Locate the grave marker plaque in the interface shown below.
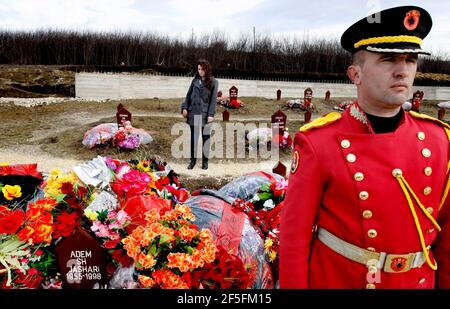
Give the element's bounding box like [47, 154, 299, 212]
[304, 110, 312, 123]
[304, 88, 313, 109]
[271, 110, 287, 135]
[438, 108, 446, 120]
[229, 86, 238, 99]
[276, 89, 282, 101]
[272, 161, 287, 178]
[222, 110, 230, 122]
[116, 104, 132, 128]
[55, 228, 107, 289]
[411, 90, 424, 112]
[325, 90, 331, 101]
[229, 86, 239, 107]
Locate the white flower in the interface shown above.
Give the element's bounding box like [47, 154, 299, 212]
[263, 199, 275, 209]
[250, 194, 260, 202]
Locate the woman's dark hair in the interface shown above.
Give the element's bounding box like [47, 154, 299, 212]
[195, 59, 214, 90]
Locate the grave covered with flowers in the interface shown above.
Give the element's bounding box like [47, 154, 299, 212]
[0, 157, 287, 289]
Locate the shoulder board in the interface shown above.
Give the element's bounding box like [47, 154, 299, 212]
[409, 111, 450, 130]
[299, 112, 342, 133]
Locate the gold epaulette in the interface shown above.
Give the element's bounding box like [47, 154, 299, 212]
[299, 112, 342, 133]
[409, 111, 450, 131]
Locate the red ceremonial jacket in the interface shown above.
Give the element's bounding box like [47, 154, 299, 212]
[280, 102, 450, 289]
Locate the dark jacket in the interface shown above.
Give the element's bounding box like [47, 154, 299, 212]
[181, 77, 218, 126]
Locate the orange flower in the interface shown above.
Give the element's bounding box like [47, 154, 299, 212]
[199, 229, 214, 242]
[178, 225, 198, 242]
[137, 253, 156, 269]
[144, 209, 159, 224]
[35, 211, 53, 226]
[122, 243, 141, 259]
[32, 224, 53, 244]
[17, 226, 35, 243]
[190, 250, 204, 267]
[175, 204, 195, 221]
[152, 269, 189, 289]
[161, 210, 178, 221]
[28, 198, 57, 212]
[167, 253, 190, 272]
[138, 275, 155, 288]
[25, 208, 44, 222]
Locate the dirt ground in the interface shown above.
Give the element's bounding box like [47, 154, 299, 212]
[0, 96, 313, 190]
[0, 66, 447, 191]
[0, 65, 74, 97]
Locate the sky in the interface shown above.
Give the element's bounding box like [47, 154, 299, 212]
[0, 0, 449, 55]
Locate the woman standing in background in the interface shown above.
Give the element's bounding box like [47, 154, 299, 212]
[181, 59, 218, 170]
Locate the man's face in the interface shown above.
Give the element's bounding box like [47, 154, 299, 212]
[352, 51, 418, 109]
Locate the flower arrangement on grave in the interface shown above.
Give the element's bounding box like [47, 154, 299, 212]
[1, 157, 278, 289]
[113, 121, 141, 150]
[230, 177, 288, 282]
[122, 205, 217, 289]
[0, 167, 93, 288]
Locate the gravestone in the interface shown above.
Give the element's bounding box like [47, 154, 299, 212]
[271, 110, 287, 135]
[325, 90, 331, 101]
[304, 88, 313, 109]
[116, 104, 132, 128]
[304, 110, 312, 123]
[438, 108, 446, 120]
[272, 161, 287, 178]
[411, 90, 424, 112]
[229, 86, 239, 107]
[222, 110, 230, 122]
[304, 88, 313, 123]
[218, 90, 223, 98]
[276, 89, 282, 101]
[55, 228, 107, 289]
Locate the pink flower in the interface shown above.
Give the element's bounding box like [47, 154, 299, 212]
[108, 221, 121, 230]
[90, 220, 102, 232]
[123, 170, 150, 184]
[116, 210, 130, 225]
[97, 224, 111, 238]
[115, 163, 131, 180]
[104, 157, 118, 170]
[107, 210, 117, 220]
[275, 179, 288, 191]
[117, 170, 151, 196]
[91, 221, 112, 238]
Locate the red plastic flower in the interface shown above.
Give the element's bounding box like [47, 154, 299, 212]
[192, 245, 251, 289]
[155, 176, 170, 191]
[60, 182, 73, 195]
[112, 249, 134, 267]
[0, 206, 25, 234]
[53, 211, 79, 238]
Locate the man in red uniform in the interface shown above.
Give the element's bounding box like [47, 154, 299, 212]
[280, 6, 450, 289]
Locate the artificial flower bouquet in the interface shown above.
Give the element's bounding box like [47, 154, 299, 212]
[1, 157, 274, 289]
[246, 128, 292, 151]
[113, 121, 141, 150]
[0, 167, 93, 289]
[82, 121, 153, 150]
[122, 205, 217, 288]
